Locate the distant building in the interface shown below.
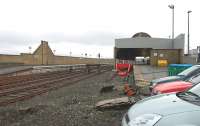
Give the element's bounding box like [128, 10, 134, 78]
[114, 32, 185, 66]
[189, 49, 198, 55]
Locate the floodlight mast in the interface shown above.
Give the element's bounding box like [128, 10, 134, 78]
[168, 4, 174, 48]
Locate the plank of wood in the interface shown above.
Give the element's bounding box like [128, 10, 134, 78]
[95, 97, 135, 109]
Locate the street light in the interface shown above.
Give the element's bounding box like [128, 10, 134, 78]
[187, 10, 192, 55]
[168, 4, 174, 48]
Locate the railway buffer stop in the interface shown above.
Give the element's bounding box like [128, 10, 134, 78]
[114, 32, 185, 66]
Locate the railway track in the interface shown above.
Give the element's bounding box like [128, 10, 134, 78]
[0, 64, 113, 106]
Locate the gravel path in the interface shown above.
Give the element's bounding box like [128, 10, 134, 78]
[0, 71, 127, 126]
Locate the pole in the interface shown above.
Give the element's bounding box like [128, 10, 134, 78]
[42, 41, 43, 65]
[172, 7, 174, 48]
[197, 46, 200, 63]
[187, 10, 192, 55]
[188, 12, 189, 54]
[168, 4, 174, 48]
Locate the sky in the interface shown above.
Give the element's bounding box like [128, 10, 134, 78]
[0, 0, 199, 58]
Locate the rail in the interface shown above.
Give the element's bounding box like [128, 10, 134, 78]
[0, 64, 113, 106]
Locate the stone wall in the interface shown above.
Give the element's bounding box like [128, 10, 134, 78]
[0, 54, 23, 64]
[0, 41, 114, 65]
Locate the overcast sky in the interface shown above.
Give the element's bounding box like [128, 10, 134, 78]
[0, 0, 199, 58]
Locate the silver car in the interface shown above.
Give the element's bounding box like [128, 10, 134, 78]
[122, 83, 200, 126]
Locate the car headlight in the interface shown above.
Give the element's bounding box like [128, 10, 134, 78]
[128, 114, 162, 126]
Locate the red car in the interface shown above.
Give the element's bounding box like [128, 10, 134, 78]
[152, 74, 200, 95]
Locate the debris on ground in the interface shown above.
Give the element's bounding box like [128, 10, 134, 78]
[100, 85, 114, 93]
[138, 86, 151, 96]
[0, 71, 127, 126]
[124, 84, 136, 96]
[95, 97, 135, 110]
[114, 85, 124, 91]
[18, 105, 48, 115]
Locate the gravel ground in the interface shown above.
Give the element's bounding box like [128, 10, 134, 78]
[0, 71, 128, 126]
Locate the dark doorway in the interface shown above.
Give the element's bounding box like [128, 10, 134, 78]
[115, 48, 151, 60]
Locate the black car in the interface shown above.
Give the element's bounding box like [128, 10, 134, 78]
[149, 65, 200, 90]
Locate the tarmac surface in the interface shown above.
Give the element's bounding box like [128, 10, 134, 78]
[0, 66, 33, 75]
[0, 65, 82, 76]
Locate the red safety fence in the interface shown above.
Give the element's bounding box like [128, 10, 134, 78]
[115, 63, 133, 78]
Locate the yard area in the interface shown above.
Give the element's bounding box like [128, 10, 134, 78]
[0, 65, 168, 126]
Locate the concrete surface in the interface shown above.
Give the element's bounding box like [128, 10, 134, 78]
[0, 66, 33, 75]
[134, 65, 168, 81]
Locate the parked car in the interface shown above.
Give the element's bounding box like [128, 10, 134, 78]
[122, 82, 200, 126]
[149, 65, 200, 90]
[152, 73, 200, 95]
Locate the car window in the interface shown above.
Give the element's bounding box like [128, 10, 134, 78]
[192, 68, 200, 75]
[178, 66, 200, 76]
[189, 74, 200, 84]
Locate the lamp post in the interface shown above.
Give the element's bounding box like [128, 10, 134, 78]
[98, 53, 100, 64]
[168, 4, 174, 48]
[28, 46, 32, 54]
[187, 10, 192, 55]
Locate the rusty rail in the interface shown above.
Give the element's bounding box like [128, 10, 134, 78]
[0, 64, 113, 106]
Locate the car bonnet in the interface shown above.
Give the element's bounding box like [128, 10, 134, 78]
[153, 81, 192, 92]
[128, 93, 200, 118]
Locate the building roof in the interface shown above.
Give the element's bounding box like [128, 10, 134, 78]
[132, 32, 151, 38]
[115, 34, 185, 49]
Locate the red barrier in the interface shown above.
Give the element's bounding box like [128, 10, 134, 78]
[115, 63, 133, 78]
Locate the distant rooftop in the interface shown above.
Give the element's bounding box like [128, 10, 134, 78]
[132, 32, 151, 38]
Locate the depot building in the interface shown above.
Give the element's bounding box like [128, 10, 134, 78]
[114, 32, 185, 66]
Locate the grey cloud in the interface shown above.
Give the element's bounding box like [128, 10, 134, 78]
[0, 31, 38, 47]
[41, 31, 125, 46]
[0, 30, 126, 48]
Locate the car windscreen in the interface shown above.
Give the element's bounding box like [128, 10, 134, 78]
[188, 74, 200, 84]
[177, 83, 200, 104]
[178, 66, 199, 76]
[188, 83, 200, 97]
